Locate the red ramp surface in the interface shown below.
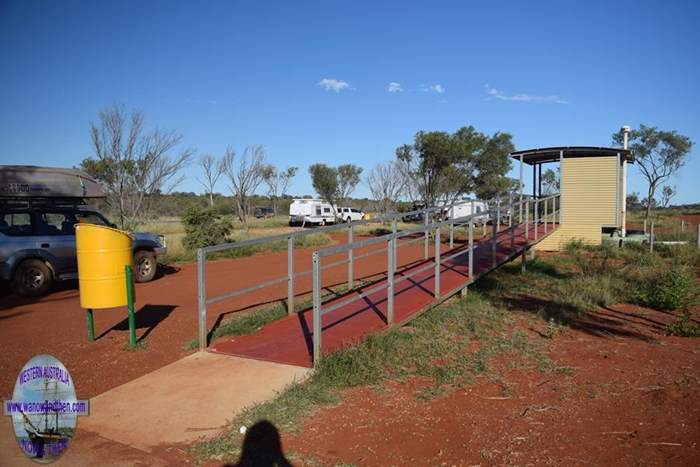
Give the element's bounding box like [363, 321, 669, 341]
[211, 223, 556, 367]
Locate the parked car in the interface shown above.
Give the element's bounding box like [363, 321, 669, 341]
[0, 202, 167, 296]
[0, 166, 166, 296]
[288, 199, 336, 226]
[401, 203, 426, 223]
[253, 206, 275, 218]
[337, 207, 365, 223]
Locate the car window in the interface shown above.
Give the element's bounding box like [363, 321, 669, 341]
[36, 212, 77, 235]
[323, 207, 331, 213]
[351, 209, 360, 213]
[475, 206, 482, 213]
[75, 212, 111, 227]
[315, 207, 321, 216]
[0, 212, 32, 236]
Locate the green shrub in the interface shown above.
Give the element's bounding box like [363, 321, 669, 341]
[181, 206, 233, 250]
[567, 244, 618, 276]
[555, 274, 623, 313]
[663, 244, 700, 268]
[635, 267, 696, 311]
[666, 310, 700, 337]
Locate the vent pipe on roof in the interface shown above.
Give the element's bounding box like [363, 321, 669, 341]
[621, 125, 631, 237]
[622, 125, 631, 150]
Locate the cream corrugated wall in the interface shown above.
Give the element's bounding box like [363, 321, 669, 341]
[537, 156, 618, 251]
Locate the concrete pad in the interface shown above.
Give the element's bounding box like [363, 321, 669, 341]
[79, 352, 310, 452]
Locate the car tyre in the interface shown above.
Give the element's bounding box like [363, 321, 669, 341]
[134, 250, 157, 283]
[13, 259, 53, 297]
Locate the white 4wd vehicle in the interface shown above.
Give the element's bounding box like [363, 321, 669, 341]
[337, 207, 365, 223]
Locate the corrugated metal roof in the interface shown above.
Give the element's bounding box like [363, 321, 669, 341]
[511, 146, 634, 165]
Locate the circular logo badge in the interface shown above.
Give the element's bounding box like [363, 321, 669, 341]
[4, 355, 89, 463]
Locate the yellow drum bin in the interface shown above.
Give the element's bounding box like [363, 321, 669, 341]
[76, 224, 134, 309]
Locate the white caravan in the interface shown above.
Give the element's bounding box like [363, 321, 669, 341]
[288, 199, 337, 226]
[443, 200, 490, 224]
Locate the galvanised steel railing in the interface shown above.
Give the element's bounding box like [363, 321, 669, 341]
[195, 195, 516, 350]
[309, 194, 561, 365]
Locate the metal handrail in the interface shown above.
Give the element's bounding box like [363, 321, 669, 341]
[195, 193, 515, 349]
[309, 194, 561, 365]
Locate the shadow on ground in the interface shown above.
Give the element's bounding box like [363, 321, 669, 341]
[223, 420, 291, 467]
[98, 304, 178, 343]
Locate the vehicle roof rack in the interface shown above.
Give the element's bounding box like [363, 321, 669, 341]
[0, 197, 90, 209]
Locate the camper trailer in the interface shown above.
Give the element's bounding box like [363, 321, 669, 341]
[0, 166, 166, 296]
[443, 200, 490, 224]
[288, 199, 337, 226]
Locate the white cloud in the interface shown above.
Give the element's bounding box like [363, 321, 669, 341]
[484, 84, 569, 104]
[387, 82, 403, 93]
[423, 84, 445, 94]
[317, 78, 350, 92]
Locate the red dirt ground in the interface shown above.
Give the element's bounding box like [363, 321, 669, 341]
[281, 304, 700, 466]
[680, 214, 700, 229]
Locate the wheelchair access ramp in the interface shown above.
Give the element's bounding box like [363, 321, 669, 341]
[209, 195, 560, 368]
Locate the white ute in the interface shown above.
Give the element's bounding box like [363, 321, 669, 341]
[337, 207, 365, 223]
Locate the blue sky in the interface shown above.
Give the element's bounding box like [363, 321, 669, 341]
[1, 0, 699, 203]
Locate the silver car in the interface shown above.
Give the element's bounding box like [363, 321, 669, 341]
[0, 203, 166, 296]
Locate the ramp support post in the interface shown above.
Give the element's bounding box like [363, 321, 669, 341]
[449, 206, 454, 248]
[525, 200, 530, 244]
[392, 216, 398, 272]
[496, 199, 501, 231]
[287, 235, 294, 314]
[544, 197, 548, 233]
[534, 199, 539, 243]
[197, 249, 207, 351]
[492, 208, 497, 268]
[424, 208, 429, 260]
[347, 224, 353, 289]
[435, 226, 441, 298]
[387, 238, 395, 324]
[312, 253, 322, 366]
[468, 220, 474, 278]
[510, 226, 516, 255]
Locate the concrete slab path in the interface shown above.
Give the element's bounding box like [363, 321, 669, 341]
[78, 352, 310, 452]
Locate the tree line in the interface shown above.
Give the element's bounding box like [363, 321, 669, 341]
[80, 105, 693, 230]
